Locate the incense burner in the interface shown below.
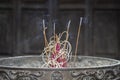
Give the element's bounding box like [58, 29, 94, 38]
[0, 55, 120, 80]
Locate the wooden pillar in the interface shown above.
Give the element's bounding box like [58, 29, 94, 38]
[117, 11, 120, 59]
[47, 0, 59, 38]
[12, 0, 22, 56]
[84, 0, 94, 55]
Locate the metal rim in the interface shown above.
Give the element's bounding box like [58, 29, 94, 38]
[0, 55, 120, 70]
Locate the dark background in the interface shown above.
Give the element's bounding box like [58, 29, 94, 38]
[0, 0, 120, 59]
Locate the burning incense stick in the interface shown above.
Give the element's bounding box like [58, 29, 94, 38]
[74, 17, 83, 62]
[64, 20, 71, 48]
[62, 20, 71, 59]
[43, 19, 48, 47]
[42, 19, 49, 61]
[62, 20, 71, 57]
[53, 22, 56, 41]
[66, 20, 71, 41]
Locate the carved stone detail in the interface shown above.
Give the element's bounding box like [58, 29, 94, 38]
[0, 65, 120, 80]
[0, 70, 44, 80]
[0, 71, 10, 80]
[51, 71, 63, 80]
[71, 66, 120, 80]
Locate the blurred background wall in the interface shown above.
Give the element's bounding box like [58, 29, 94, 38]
[0, 0, 120, 59]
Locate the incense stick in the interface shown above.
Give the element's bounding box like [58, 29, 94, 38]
[67, 20, 71, 32]
[53, 22, 56, 42]
[74, 17, 83, 63]
[43, 19, 50, 63]
[53, 22, 56, 53]
[65, 20, 71, 45]
[43, 19, 48, 47]
[63, 20, 71, 58]
[63, 20, 71, 53]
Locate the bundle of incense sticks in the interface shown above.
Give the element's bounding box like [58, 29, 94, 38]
[42, 18, 82, 68]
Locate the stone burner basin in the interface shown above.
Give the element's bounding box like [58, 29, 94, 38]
[0, 55, 120, 80]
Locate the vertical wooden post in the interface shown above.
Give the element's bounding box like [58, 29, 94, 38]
[47, 0, 59, 38]
[84, 0, 94, 55]
[117, 11, 120, 59]
[12, 0, 22, 56]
